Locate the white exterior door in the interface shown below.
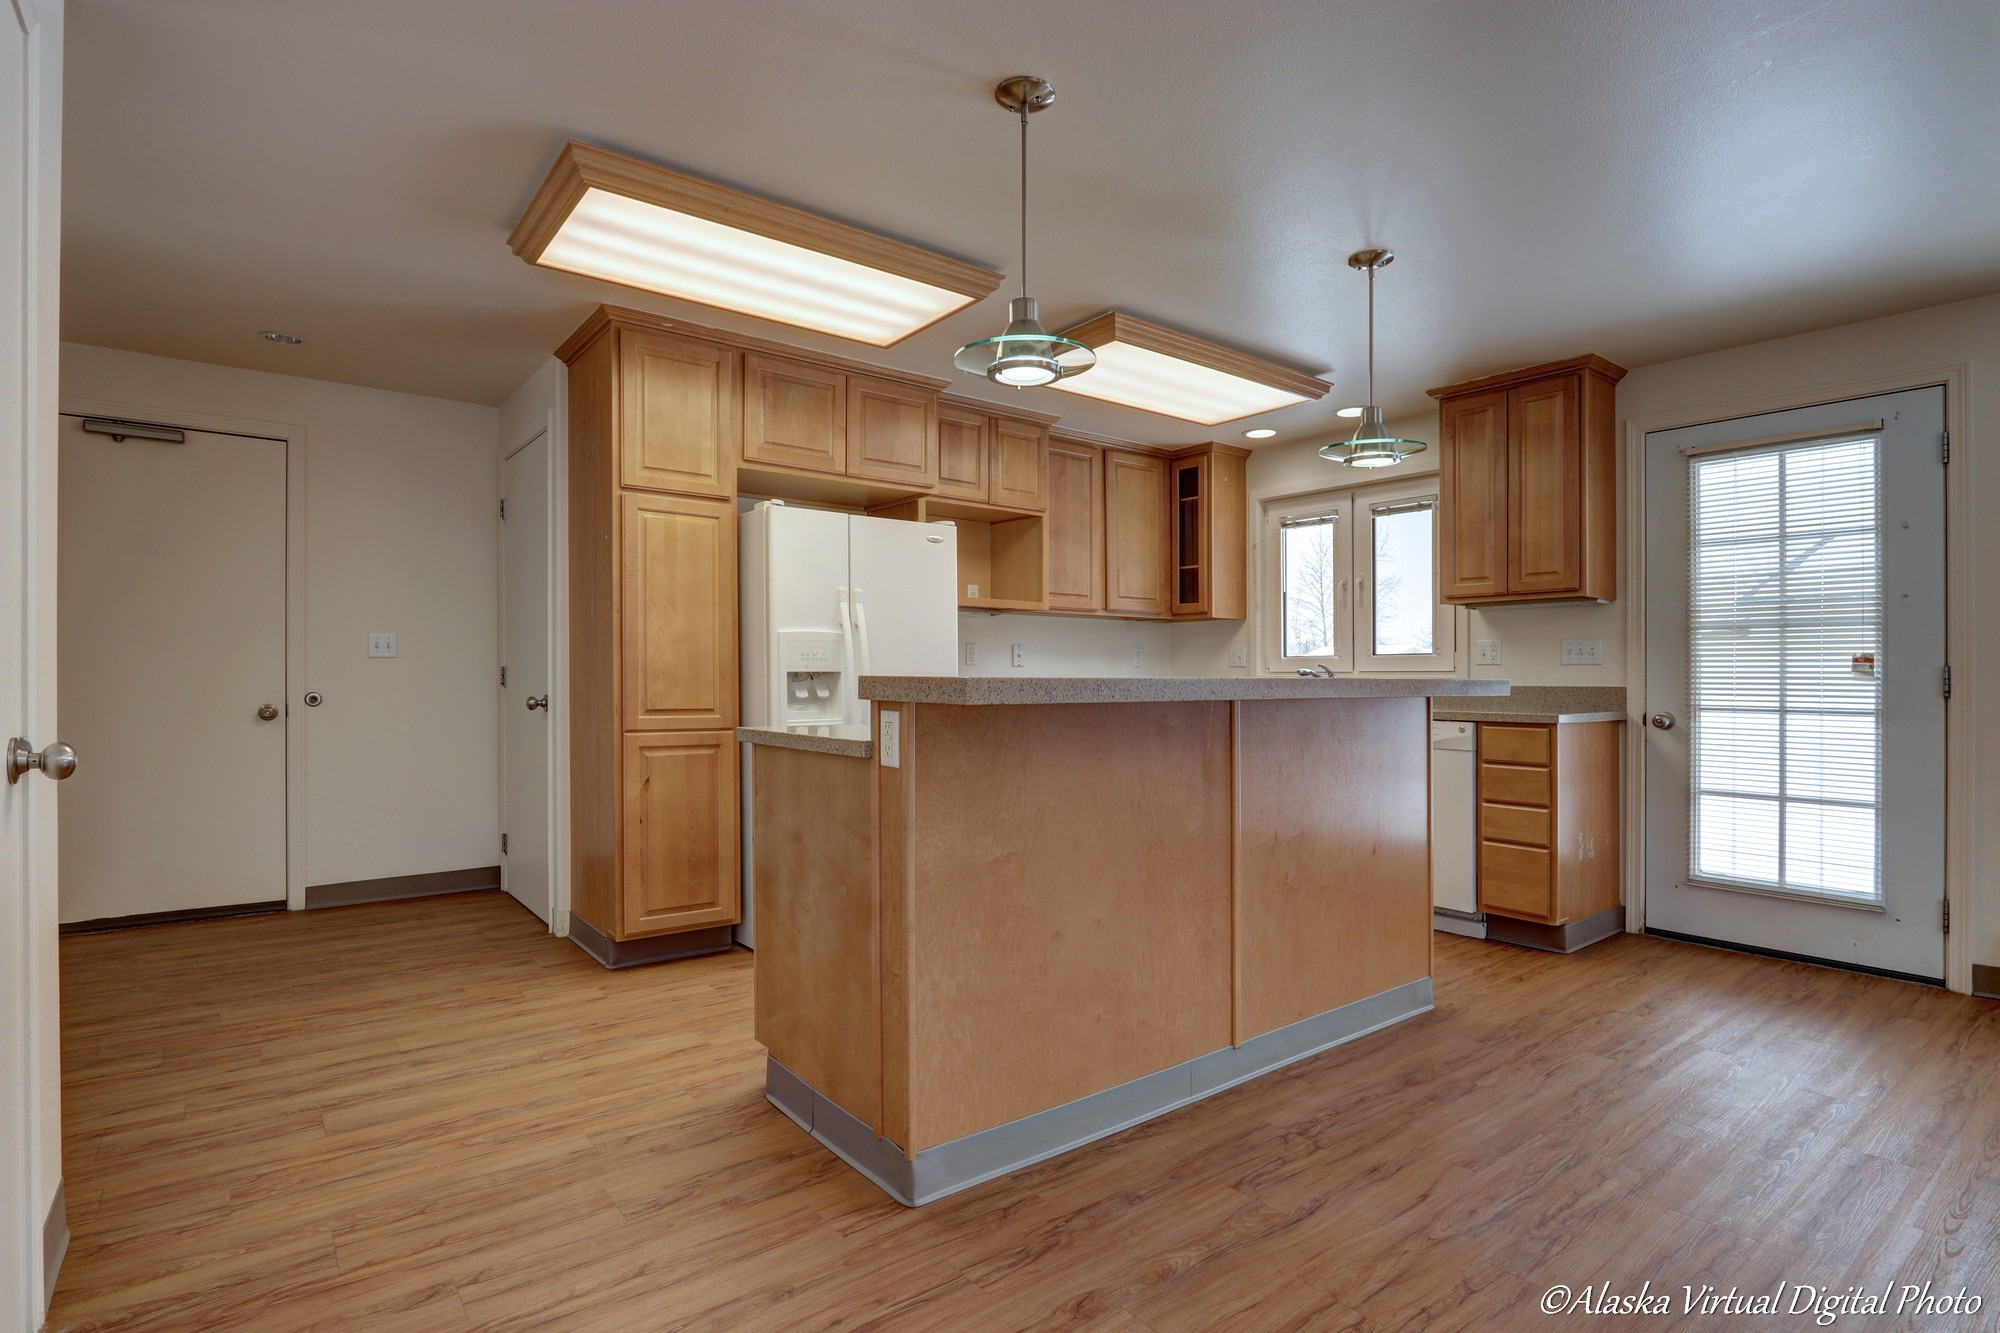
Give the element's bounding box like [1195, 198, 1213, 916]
[4, 0, 66, 1320]
[57, 417, 288, 923]
[1643, 388, 1947, 981]
[500, 432, 552, 925]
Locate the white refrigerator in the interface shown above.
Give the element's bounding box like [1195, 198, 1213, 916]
[738, 501, 959, 945]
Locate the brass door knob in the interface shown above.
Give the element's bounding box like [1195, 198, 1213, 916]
[257, 703, 280, 721]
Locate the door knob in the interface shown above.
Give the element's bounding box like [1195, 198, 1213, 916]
[6, 737, 78, 785]
[525, 695, 549, 712]
[1649, 712, 1677, 731]
[257, 703, 280, 721]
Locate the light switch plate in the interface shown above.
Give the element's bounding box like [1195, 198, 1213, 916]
[1561, 636, 1604, 665]
[1011, 643, 1024, 669]
[369, 632, 397, 658]
[1476, 639, 1502, 666]
[878, 711, 901, 769]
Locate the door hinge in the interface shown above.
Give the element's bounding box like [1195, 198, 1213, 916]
[500, 497, 507, 520]
[500, 665, 507, 687]
[502, 833, 508, 855]
[1942, 665, 1951, 699]
[1943, 898, 1951, 934]
[1941, 431, 1950, 466]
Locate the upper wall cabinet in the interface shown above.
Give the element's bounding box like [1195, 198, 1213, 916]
[931, 395, 1054, 514]
[1169, 444, 1248, 621]
[1046, 435, 1104, 613]
[1428, 355, 1626, 605]
[935, 403, 990, 502]
[742, 354, 847, 475]
[846, 374, 938, 489]
[1103, 448, 1171, 619]
[619, 331, 740, 498]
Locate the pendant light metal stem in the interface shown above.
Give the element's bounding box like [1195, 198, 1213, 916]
[1019, 103, 1030, 300]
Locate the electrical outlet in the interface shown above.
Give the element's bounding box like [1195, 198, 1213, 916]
[878, 710, 901, 769]
[368, 632, 397, 658]
[964, 641, 978, 667]
[1229, 647, 1247, 668]
[1132, 647, 1145, 669]
[1476, 639, 1503, 666]
[966, 582, 980, 599]
[1561, 636, 1604, 666]
[1011, 643, 1024, 669]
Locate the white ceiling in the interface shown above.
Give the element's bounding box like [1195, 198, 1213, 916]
[61, 0, 2000, 446]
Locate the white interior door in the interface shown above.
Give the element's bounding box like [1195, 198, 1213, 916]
[6, 1, 64, 1318]
[1643, 388, 1947, 980]
[58, 415, 288, 923]
[500, 432, 552, 925]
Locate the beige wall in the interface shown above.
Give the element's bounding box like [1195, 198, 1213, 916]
[961, 610, 1173, 677]
[60, 343, 502, 890]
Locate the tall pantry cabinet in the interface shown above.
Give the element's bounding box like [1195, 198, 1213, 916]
[559, 312, 743, 966]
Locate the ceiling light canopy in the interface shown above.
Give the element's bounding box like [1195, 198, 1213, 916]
[954, 77, 1095, 389]
[511, 141, 1004, 347]
[1048, 312, 1328, 425]
[1320, 249, 1427, 469]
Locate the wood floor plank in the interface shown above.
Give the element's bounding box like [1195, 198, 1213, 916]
[45, 894, 2000, 1331]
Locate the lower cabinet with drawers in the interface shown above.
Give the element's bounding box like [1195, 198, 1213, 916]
[1476, 720, 1623, 953]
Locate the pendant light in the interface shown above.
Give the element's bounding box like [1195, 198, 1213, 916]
[954, 77, 1095, 389]
[1320, 249, 1427, 468]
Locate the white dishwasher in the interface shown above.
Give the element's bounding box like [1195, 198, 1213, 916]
[1430, 720, 1485, 938]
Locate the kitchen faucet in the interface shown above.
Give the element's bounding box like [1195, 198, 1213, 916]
[1295, 663, 1335, 678]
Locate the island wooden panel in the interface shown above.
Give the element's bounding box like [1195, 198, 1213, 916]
[892, 701, 1233, 1151]
[1232, 697, 1431, 1043]
[751, 745, 880, 1130]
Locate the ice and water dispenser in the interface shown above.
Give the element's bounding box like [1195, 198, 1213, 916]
[776, 629, 845, 734]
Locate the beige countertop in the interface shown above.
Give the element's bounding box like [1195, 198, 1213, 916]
[858, 676, 1511, 706]
[1430, 685, 1627, 725]
[736, 726, 873, 758]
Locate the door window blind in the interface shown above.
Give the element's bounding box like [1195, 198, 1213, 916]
[1687, 434, 1882, 901]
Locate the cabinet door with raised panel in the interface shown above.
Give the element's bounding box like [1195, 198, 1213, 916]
[621, 730, 739, 934]
[620, 493, 737, 730]
[846, 375, 937, 489]
[742, 354, 845, 475]
[1439, 389, 1510, 601]
[989, 420, 1050, 512]
[1103, 449, 1170, 618]
[1046, 439, 1103, 612]
[1507, 373, 1584, 595]
[935, 404, 989, 501]
[619, 331, 738, 497]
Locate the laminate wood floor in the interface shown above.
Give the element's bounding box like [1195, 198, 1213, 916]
[48, 892, 2000, 1331]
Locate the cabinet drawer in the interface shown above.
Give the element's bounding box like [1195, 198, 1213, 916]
[1480, 841, 1553, 920]
[1480, 723, 1551, 766]
[1480, 802, 1550, 848]
[1480, 762, 1550, 808]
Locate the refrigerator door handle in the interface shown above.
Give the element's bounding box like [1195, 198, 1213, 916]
[853, 591, 873, 730]
[837, 587, 858, 728]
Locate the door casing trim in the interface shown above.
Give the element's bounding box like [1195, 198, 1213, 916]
[59, 394, 310, 911]
[1622, 365, 1973, 994]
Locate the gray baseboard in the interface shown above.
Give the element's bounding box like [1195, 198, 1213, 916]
[565, 914, 736, 969]
[43, 1179, 67, 1316]
[1486, 905, 1625, 954]
[767, 975, 1435, 1208]
[1973, 964, 2000, 1001]
[304, 866, 500, 910]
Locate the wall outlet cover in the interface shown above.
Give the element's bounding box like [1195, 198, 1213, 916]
[1229, 647, 1248, 668]
[1561, 636, 1604, 666]
[878, 711, 901, 768]
[1010, 643, 1024, 669]
[1132, 647, 1145, 669]
[1475, 638, 1502, 666]
[369, 632, 398, 658]
[964, 642, 978, 667]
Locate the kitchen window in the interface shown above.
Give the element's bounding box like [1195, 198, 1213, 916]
[1265, 479, 1457, 674]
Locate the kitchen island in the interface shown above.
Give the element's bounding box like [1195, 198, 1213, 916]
[741, 675, 1507, 1205]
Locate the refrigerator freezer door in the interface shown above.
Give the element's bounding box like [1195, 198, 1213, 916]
[847, 515, 959, 726]
[757, 503, 852, 730]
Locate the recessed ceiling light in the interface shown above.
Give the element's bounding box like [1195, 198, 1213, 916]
[1048, 312, 1328, 426]
[1244, 428, 1277, 439]
[1336, 405, 1364, 418]
[261, 330, 303, 345]
[511, 141, 1004, 347]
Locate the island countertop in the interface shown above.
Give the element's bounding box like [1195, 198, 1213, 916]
[857, 674, 1511, 705]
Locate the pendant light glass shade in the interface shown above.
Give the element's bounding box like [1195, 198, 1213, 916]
[953, 297, 1095, 387]
[1321, 249, 1426, 468]
[955, 77, 1096, 388]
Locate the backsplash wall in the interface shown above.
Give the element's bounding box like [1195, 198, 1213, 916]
[958, 611, 1172, 677]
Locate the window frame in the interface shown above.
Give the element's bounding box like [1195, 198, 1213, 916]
[1261, 476, 1460, 676]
